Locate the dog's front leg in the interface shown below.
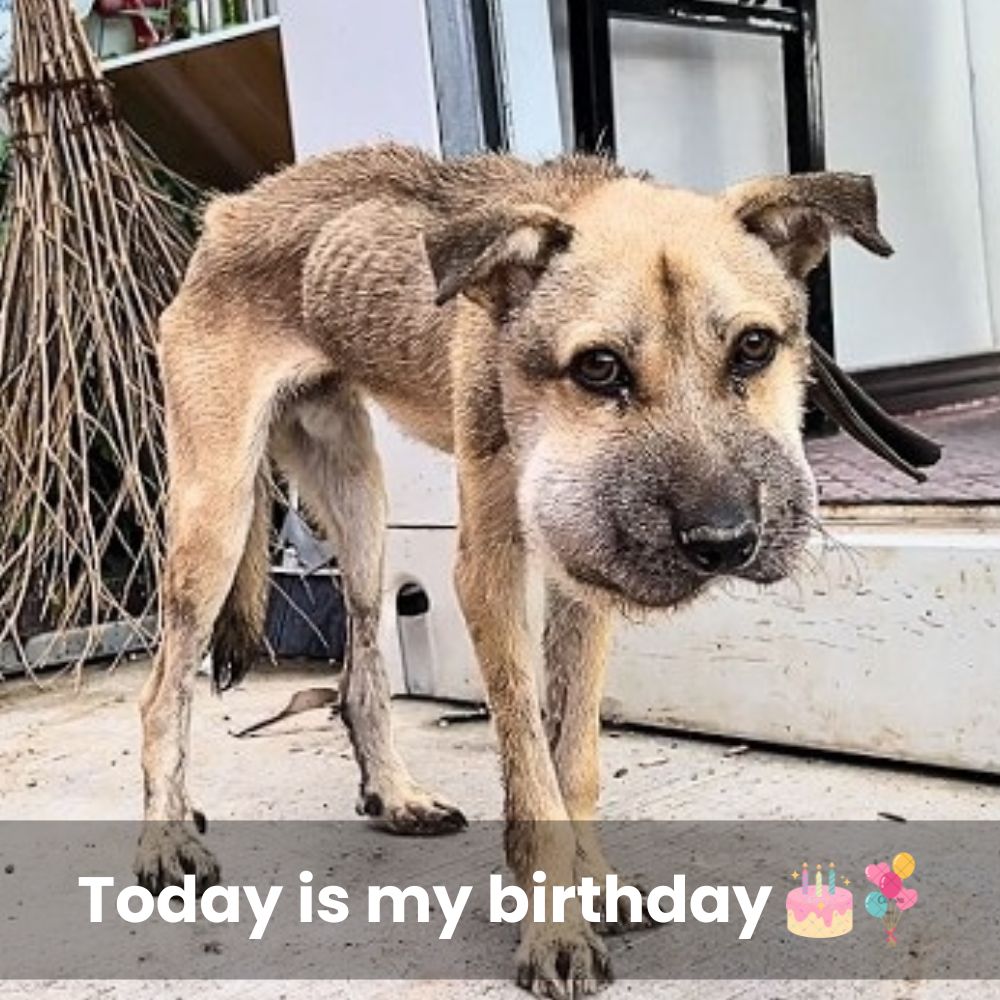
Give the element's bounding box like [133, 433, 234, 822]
[544, 580, 611, 895]
[454, 454, 611, 997]
[543, 581, 611, 826]
[544, 582, 654, 935]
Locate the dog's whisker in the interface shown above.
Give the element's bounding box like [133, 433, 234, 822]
[791, 505, 867, 584]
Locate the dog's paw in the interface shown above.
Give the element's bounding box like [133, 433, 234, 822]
[591, 878, 659, 936]
[516, 919, 612, 998]
[574, 841, 659, 936]
[359, 784, 467, 835]
[134, 822, 221, 895]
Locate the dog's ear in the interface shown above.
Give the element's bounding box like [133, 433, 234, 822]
[424, 204, 574, 316]
[723, 173, 894, 279]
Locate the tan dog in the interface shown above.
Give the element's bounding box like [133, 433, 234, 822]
[136, 143, 892, 994]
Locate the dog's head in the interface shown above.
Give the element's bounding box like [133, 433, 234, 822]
[427, 171, 892, 609]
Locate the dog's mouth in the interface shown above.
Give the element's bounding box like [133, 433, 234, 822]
[531, 442, 817, 611]
[558, 521, 712, 610]
[560, 556, 707, 610]
[556, 508, 811, 610]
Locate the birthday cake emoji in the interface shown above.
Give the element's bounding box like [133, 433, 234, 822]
[786, 862, 853, 938]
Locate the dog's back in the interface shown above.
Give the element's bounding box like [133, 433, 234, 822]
[177, 143, 623, 332]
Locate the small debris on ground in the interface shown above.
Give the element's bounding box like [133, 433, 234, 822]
[232, 687, 338, 738]
[613, 767, 628, 779]
[723, 743, 750, 757]
[877, 810, 908, 823]
[436, 705, 490, 727]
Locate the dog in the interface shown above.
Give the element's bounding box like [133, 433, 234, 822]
[137, 143, 898, 995]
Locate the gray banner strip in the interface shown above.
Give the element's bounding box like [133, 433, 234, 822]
[0, 821, 983, 979]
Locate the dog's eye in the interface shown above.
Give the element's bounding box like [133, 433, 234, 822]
[569, 349, 631, 397]
[730, 327, 778, 376]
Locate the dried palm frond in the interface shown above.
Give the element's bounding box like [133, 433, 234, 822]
[0, 0, 202, 677]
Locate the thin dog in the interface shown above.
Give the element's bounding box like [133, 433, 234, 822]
[138, 144, 903, 995]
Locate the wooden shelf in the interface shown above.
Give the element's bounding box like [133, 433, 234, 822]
[103, 15, 293, 192]
[101, 15, 280, 73]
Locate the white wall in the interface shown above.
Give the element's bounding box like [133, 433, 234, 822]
[546, 0, 998, 370]
[279, 0, 439, 157]
[818, 0, 992, 369]
[611, 21, 787, 191]
[965, 0, 1000, 350]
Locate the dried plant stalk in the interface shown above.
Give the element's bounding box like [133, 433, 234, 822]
[0, 0, 201, 676]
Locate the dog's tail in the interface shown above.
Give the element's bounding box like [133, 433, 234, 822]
[211, 469, 271, 692]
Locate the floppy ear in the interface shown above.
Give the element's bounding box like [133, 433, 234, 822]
[723, 172, 894, 279]
[423, 204, 573, 317]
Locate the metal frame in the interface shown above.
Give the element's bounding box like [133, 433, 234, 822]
[426, 0, 507, 156]
[469, 0, 508, 150]
[566, 0, 836, 357]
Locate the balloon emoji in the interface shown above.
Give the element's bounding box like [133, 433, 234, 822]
[896, 886, 919, 911]
[879, 871, 903, 899]
[865, 861, 890, 886]
[892, 852, 916, 880]
[865, 891, 888, 919]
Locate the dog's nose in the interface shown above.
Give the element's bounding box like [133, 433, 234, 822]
[674, 518, 760, 574]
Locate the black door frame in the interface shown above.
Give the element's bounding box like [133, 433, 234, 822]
[566, 0, 835, 357]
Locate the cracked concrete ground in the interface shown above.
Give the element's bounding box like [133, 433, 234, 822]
[2, 658, 998, 999]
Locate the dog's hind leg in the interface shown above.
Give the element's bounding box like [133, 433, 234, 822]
[136, 303, 326, 892]
[271, 385, 466, 834]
